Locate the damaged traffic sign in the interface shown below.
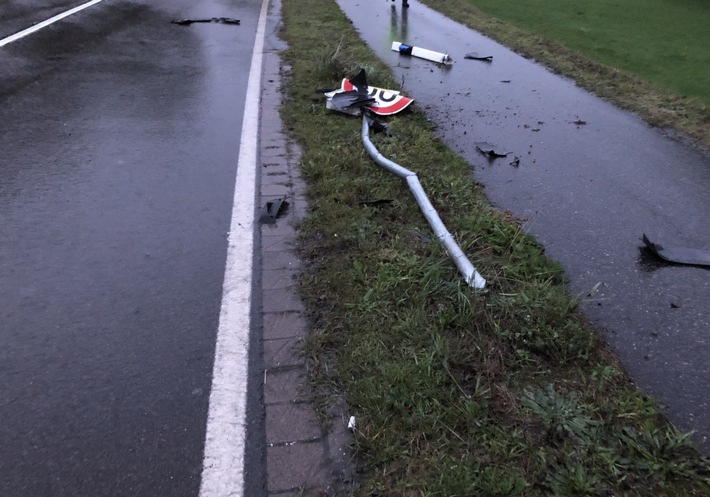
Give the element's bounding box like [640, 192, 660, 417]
[324, 69, 413, 116]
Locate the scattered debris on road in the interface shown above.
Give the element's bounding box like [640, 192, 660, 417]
[171, 17, 240, 25]
[260, 198, 288, 224]
[464, 52, 493, 62]
[572, 119, 588, 126]
[509, 156, 520, 167]
[642, 234, 710, 267]
[391, 41, 453, 65]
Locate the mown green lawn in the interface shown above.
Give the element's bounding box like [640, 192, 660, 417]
[461, 0, 710, 105]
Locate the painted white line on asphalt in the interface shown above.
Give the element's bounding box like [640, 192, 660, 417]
[198, 0, 269, 494]
[0, 0, 104, 48]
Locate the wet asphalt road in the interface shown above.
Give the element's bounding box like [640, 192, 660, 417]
[0, 0, 262, 495]
[338, 1, 710, 450]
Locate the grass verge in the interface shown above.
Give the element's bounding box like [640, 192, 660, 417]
[419, 0, 710, 151]
[280, 0, 710, 494]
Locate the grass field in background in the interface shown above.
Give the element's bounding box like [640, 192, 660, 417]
[461, 0, 710, 105]
[420, 0, 710, 149]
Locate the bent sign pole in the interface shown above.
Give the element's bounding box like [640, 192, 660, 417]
[361, 116, 486, 290]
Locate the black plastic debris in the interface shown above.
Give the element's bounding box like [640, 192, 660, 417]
[365, 114, 390, 135]
[172, 17, 240, 25]
[358, 198, 394, 207]
[475, 142, 510, 160]
[642, 234, 710, 267]
[348, 68, 369, 89]
[572, 119, 587, 126]
[324, 69, 375, 115]
[464, 52, 493, 62]
[260, 198, 288, 224]
[327, 90, 376, 115]
[509, 156, 520, 167]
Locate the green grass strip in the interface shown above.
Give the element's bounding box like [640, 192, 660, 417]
[420, 0, 710, 150]
[279, 0, 710, 495]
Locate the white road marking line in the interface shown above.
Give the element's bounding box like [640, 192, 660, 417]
[0, 0, 104, 48]
[198, 0, 269, 494]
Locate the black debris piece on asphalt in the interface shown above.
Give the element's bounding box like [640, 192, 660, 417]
[573, 119, 587, 126]
[500, 80, 511, 83]
[260, 198, 288, 224]
[641, 234, 710, 267]
[172, 17, 240, 25]
[464, 52, 493, 62]
[475, 142, 510, 160]
[509, 156, 520, 167]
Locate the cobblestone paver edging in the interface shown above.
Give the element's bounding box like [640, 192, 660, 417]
[258, 24, 355, 497]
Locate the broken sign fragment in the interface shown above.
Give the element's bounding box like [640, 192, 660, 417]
[642, 234, 710, 267]
[364, 114, 390, 135]
[260, 198, 288, 224]
[391, 41, 453, 65]
[475, 142, 510, 160]
[464, 52, 493, 62]
[325, 90, 376, 115]
[172, 17, 240, 25]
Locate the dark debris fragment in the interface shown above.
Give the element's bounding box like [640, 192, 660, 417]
[642, 233, 710, 267]
[172, 17, 240, 25]
[464, 52, 493, 62]
[358, 198, 394, 207]
[475, 142, 510, 160]
[365, 114, 391, 135]
[260, 198, 288, 224]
